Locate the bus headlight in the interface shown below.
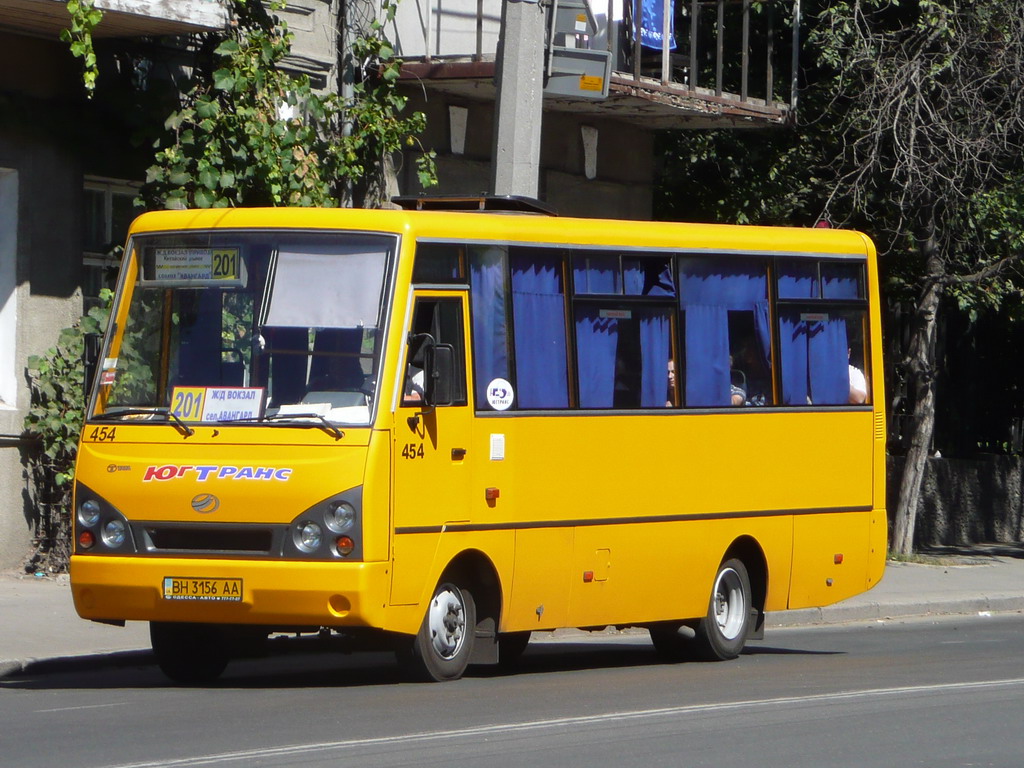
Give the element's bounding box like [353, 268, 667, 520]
[102, 519, 127, 548]
[325, 502, 356, 533]
[297, 521, 323, 552]
[79, 499, 101, 528]
[286, 487, 363, 560]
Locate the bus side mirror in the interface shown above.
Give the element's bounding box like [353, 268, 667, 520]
[83, 332, 102, 398]
[424, 343, 454, 407]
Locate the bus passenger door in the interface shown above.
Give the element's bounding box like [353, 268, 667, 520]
[390, 292, 473, 605]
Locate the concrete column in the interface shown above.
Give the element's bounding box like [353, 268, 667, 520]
[491, 0, 546, 198]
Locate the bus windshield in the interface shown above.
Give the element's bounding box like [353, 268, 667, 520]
[90, 230, 395, 426]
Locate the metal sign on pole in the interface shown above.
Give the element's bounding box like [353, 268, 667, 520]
[543, 0, 611, 100]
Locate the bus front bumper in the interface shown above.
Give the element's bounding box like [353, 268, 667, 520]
[70, 556, 392, 629]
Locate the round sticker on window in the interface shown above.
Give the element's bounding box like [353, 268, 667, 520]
[486, 378, 514, 411]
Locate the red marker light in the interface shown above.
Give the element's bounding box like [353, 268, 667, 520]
[485, 487, 500, 501]
[336, 536, 355, 556]
[834, 553, 844, 565]
[79, 530, 95, 550]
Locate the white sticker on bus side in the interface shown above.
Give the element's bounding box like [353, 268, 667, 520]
[490, 434, 506, 461]
[486, 378, 514, 411]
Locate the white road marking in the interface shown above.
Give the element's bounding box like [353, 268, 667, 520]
[38, 702, 128, 714]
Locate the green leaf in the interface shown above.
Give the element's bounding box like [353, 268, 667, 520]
[215, 39, 241, 55]
[213, 68, 236, 91]
[194, 187, 214, 208]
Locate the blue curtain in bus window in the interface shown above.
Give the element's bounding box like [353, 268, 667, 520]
[779, 311, 849, 405]
[810, 316, 850, 404]
[308, 328, 363, 391]
[822, 263, 862, 299]
[679, 259, 767, 406]
[624, 259, 676, 297]
[511, 253, 569, 408]
[574, 254, 620, 294]
[639, 0, 676, 50]
[778, 261, 819, 298]
[754, 300, 771, 369]
[639, 308, 671, 407]
[264, 326, 308, 405]
[576, 308, 617, 407]
[779, 312, 809, 405]
[175, 289, 223, 386]
[685, 305, 730, 405]
[469, 247, 510, 406]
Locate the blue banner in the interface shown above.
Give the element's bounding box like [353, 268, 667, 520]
[640, 0, 676, 50]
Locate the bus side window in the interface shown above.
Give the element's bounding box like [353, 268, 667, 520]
[679, 258, 770, 408]
[403, 298, 468, 406]
[777, 261, 870, 406]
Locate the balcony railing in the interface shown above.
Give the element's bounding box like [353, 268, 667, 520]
[392, 0, 798, 113]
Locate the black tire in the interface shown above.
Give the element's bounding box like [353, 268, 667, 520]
[693, 558, 752, 661]
[497, 631, 531, 668]
[397, 581, 476, 682]
[150, 622, 229, 684]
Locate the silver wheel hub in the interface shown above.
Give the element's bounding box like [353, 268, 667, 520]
[712, 567, 746, 640]
[428, 586, 466, 659]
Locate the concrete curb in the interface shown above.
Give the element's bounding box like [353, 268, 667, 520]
[0, 650, 153, 680]
[768, 595, 1024, 628]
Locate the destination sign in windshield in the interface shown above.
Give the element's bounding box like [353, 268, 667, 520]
[147, 247, 246, 286]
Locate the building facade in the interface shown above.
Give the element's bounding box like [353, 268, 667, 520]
[0, 0, 795, 570]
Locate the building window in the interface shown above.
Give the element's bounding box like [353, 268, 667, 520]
[83, 177, 142, 310]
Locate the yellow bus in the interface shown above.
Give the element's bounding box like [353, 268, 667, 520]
[70, 198, 886, 683]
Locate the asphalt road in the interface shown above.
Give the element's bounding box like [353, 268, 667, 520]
[2, 614, 1024, 768]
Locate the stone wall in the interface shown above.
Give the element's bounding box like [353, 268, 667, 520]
[888, 455, 1024, 548]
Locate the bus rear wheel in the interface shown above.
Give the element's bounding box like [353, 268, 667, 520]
[398, 581, 476, 682]
[693, 558, 752, 661]
[150, 622, 229, 684]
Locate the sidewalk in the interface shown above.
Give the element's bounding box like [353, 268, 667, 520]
[2, 546, 1023, 679]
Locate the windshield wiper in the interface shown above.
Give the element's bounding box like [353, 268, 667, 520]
[232, 412, 345, 440]
[90, 408, 195, 437]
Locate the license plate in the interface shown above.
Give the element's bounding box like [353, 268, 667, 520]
[162, 577, 243, 602]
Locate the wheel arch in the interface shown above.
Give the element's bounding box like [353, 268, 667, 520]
[438, 548, 502, 664]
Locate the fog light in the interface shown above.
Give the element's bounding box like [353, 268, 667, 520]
[102, 519, 126, 548]
[79, 499, 101, 528]
[335, 536, 355, 557]
[298, 521, 323, 552]
[79, 530, 95, 550]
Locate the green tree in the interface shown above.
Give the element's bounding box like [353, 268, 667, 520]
[659, 0, 1024, 554]
[23, 294, 110, 571]
[139, 0, 434, 209]
[810, 0, 1024, 554]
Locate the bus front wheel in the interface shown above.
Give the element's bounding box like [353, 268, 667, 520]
[150, 622, 229, 684]
[693, 558, 752, 661]
[398, 581, 476, 682]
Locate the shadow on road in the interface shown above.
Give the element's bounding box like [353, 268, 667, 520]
[1, 636, 842, 691]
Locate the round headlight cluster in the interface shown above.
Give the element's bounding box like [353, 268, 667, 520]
[79, 499, 101, 528]
[325, 502, 356, 533]
[102, 519, 127, 548]
[290, 496, 360, 558]
[297, 521, 323, 552]
[76, 497, 131, 552]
